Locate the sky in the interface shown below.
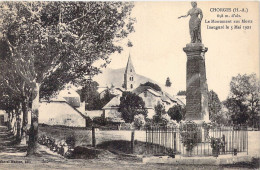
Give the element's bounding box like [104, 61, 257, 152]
[98, 1, 259, 101]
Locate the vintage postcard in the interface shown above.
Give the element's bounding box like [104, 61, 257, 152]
[0, 1, 259, 169]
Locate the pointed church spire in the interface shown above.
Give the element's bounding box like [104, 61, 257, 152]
[124, 53, 136, 90]
[125, 53, 135, 74]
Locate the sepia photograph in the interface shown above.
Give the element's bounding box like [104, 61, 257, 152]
[0, 1, 259, 169]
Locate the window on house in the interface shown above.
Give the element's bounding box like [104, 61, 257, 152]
[130, 69, 132, 72]
[144, 91, 147, 97]
[131, 84, 133, 89]
[129, 77, 131, 81]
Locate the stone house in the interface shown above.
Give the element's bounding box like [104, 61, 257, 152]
[102, 95, 121, 119]
[39, 87, 87, 127]
[99, 54, 184, 121]
[101, 85, 180, 120]
[132, 86, 179, 118]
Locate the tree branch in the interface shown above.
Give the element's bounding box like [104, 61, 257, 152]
[41, 62, 62, 82]
[6, 38, 35, 88]
[0, 77, 20, 96]
[68, 14, 87, 24]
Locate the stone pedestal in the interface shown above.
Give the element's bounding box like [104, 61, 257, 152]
[183, 43, 210, 124]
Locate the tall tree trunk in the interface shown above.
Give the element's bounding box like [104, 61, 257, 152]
[16, 107, 22, 142]
[7, 111, 11, 130]
[27, 83, 40, 156]
[21, 99, 28, 144]
[16, 115, 21, 141]
[10, 111, 15, 134]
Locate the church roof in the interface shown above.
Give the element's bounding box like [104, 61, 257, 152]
[125, 54, 135, 74]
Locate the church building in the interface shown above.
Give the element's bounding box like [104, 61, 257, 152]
[102, 54, 183, 120]
[123, 54, 136, 91]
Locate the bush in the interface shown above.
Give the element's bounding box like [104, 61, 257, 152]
[153, 102, 167, 125]
[134, 114, 145, 130]
[144, 118, 153, 128]
[210, 137, 225, 157]
[66, 135, 76, 148]
[179, 122, 201, 154]
[120, 123, 133, 130]
[167, 105, 185, 123]
[38, 134, 72, 157]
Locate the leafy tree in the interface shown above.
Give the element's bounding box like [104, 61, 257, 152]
[167, 105, 185, 123]
[208, 90, 228, 124]
[224, 74, 259, 126]
[0, 40, 31, 141]
[0, 85, 21, 133]
[177, 90, 186, 95]
[140, 81, 161, 91]
[165, 77, 172, 87]
[208, 90, 221, 118]
[78, 82, 115, 110]
[207, 90, 228, 125]
[77, 81, 100, 110]
[153, 102, 166, 125]
[0, 1, 134, 155]
[119, 91, 147, 123]
[79, 81, 99, 102]
[100, 89, 115, 108]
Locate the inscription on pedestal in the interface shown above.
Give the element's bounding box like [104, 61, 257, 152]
[183, 43, 209, 123]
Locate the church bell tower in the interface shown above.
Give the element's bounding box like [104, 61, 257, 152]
[124, 54, 136, 91]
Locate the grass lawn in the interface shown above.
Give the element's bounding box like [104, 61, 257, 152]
[39, 124, 92, 146]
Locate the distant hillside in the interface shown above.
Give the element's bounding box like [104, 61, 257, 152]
[93, 68, 177, 96]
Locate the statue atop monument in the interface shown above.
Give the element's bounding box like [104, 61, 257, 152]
[178, 1, 203, 43]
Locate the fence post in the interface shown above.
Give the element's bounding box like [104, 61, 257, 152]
[174, 132, 176, 153]
[92, 126, 96, 147]
[131, 130, 135, 154]
[222, 134, 225, 154]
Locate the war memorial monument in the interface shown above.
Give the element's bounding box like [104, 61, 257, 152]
[179, 1, 210, 124]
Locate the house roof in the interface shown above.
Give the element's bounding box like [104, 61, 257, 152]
[40, 100, 87, 119]
[176, 95, 186, 106]
[164, 92, 177, 102]
[115, 87, 124, 92]
[102, 95, 121, 109]
[41, 96, 66, 102]
[132, 86, 152, 95]
[161, 95, 171, 103]
[147, 89, 161, 97]
[59, 87, 80, 98]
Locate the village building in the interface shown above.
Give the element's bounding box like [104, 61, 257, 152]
[0, 110, 7, 126]
[37, 54, 185, 126]
[39, 87, 87, 127]
[100, 54, 184, 120]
